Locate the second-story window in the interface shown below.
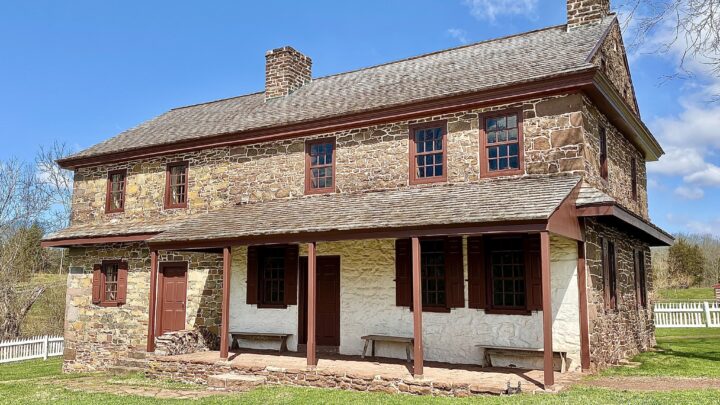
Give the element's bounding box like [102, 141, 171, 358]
[480, 110, 523, 177]
[409, 121, 447, 185]
[165, 162, 188, 209]
[631, 157, 638, 201]
[599, 126, 609, 180]
[305, 139, 336, 194]
[105, 169, 126, 213]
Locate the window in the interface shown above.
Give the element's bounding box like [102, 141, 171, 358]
[165, 162, 188, 209]
[92, 260, 128, 307]
[601, 238, 617, 310]
[260, 247, 286, 306]
[305, 139, 336, 194]
[105, 169, 126, 213]
[635, 249, 647, 308]
[488, 238, 527, 310]
[631, 157, 638, 201]
[420, 240, 446, 308]
[409, 122, 447, 184]
[599, 126, 608, 180]
[480, 110, 523, 177]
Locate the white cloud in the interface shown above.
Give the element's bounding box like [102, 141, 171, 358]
[447, 28, 469, 44]
[647, 147, 708, 176]
[673, 185, 704, 200]
[684, 164, 720, 186]
[462, 0, 538, 22]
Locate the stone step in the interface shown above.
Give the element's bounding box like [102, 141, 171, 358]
[208, 373, 267, 391]
[115, 358, 149, 368]
[106, 366, 146, 376]
[127, 351, 149, 360]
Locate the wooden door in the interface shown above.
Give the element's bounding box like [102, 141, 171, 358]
[299, 256, 341, 347]
[157, 262, 188, 335]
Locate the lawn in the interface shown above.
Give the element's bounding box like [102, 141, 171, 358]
[1, 330, 720, 404]
[656, 287, 715, 301]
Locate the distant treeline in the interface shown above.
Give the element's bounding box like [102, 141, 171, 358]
[653, 233, 720, 290]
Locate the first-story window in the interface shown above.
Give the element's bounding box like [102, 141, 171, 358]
[420, 240, 446, 308]
[488, 238, 527, 310]
[246, 245, 299, 308]
[92, 260, 128, 307]
[105, 169, 126, 213]
[165, 162, 188, 209]
[635, 249, 647, 308]
[260, 247, 286, 306]
[481, 111, 523, 177]
[409, 122, 447, 184]
[602, 238, 618, 310]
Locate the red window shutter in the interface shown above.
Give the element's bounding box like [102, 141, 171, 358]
[467, 237, 486, 309]
[445, 237, 465, 308]
[284, 244, 299, 305]
[395, 239, 412, 307]
[116, 261, 129, 305]
[246, 246, 258, 305]
[526, 236, 542, 311]
[92, 264, 102, 305]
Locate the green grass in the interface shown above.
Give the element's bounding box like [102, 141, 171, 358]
[656, 288, 714, 301]
[1, 332, 720, 404]
[603, 327, 720, 378]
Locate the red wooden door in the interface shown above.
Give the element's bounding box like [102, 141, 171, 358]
[299, 256, 340, 346]
[158, 263, 188, 335]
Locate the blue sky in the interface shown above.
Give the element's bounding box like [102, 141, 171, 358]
[1, 0, 717, 236]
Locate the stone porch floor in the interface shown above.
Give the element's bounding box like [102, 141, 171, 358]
[147, 350, 582, 395]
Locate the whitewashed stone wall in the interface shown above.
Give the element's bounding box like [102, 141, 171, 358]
[228, 235, 581, 370]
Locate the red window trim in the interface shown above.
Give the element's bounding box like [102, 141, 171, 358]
[164, 161, 189, 209]
[602, 237, 618, 311]
[105, 169, 127, 214]
[408, 120, 448, 185]
[599, 126, 609, 181]
[630, 157, 638, 201]
[304, 138, 336, 195]
[99, 259, 124, 307]
[484, 235, 534, 315]
[479, 108, 525, 178]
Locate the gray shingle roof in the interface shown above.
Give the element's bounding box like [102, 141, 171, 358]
[576, 182, 616, 206]
[68, 17, 614, 160]
[149, 175, 581, 244]
[43, 220, 174, 241]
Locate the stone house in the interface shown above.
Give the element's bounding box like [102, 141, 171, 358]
[43, 0, 672, 393]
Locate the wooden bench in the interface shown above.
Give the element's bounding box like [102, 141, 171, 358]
[230, 332, 292, 353]
[476, 345, 568, 373]
[361, 335, 413, 363]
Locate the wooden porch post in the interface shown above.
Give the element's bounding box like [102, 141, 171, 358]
[146, 250, 158, 352]
[220, 247, 232, 359]
[307, 241, 317, 367]
[577, 240, 591, 371]
[540, 231, 554, 388]
[411, 237, 424, 377]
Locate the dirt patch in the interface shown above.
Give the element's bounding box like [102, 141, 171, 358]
[584, 376, 720, 391]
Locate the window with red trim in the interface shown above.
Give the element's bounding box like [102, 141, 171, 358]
[105, 169, 126, 213]
[409, 122, 447, 184]
[305, 139, 335, 194]
[92, 260, 128, 307]
[599, 127, 609, 180]
[480, 111, 523, 177]
[631, 157, 638, 201]
[165, 162, 188, 209]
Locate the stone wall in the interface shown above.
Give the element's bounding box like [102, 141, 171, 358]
[229, 236, 582, 371]
[70, 94, 593, 227]
[584, 218, 654, 370]
[62, 243, 223, 372]
[590, 20, 640, 115]
[581, 95, 648, 219]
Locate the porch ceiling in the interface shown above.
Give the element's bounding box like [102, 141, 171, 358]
[148, 175, 581, 248]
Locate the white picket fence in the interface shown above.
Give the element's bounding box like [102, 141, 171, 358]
[654, 302, 720, 328]
[0, 335, 64, 364]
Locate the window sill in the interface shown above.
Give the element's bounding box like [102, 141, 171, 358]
[480, 169, 524, 179]
[97, 302, 122, 308]
[257, 304, 289, 309]
[409, 176, 447, 186]
[484, 308, 532, 316]
[164, 204, 188, 210]
[305, 187, 335, 195]
[407, 305, 452, 313]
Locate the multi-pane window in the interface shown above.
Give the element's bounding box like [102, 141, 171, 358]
[483, 113, 521, 174]
[260, 248, 285, 306]
[103, 262, 119, 302]
[410, 123, 446, 184]
[106, 170, 126, 213]
[305, 139, 335, 193]
[599, 127, 608, 180]
[489, 243, 526, 309]
[165, 162, 188, 208]
[420, 240, 446, 308]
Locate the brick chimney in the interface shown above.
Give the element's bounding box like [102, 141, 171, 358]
[265, 46, 312, 100]
[567, 0, 611, 30]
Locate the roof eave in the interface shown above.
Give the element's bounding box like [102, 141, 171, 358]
[577, 203, 674, 246]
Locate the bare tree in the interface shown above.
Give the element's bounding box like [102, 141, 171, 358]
[36, 141, 74, 232]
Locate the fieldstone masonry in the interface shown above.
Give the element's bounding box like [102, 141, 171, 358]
[567, 0, 610, 29]
[265, 46, 312, 100]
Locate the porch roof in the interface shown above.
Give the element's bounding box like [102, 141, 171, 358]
[147, 175, 581, 248]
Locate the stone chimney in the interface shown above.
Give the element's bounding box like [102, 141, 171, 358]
[567, 0, 611, 30]
[265, 46, 312, 100]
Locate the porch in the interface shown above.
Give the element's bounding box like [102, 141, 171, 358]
[147, 349, 581, 395]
